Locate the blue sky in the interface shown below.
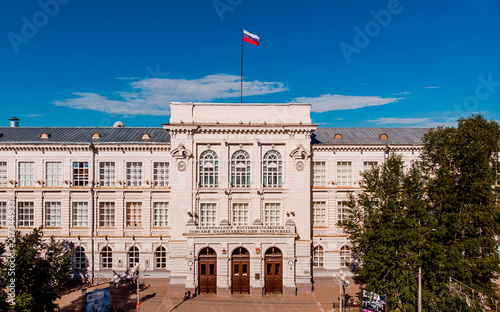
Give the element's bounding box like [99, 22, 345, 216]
[1, 0, 499, 128]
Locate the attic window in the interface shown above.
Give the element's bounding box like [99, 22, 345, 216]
[380, 133, 388, 139]
[334, 133, 343, 139]
[40, 133, 50, 140]
[92, 133, 101, 140]
[141, 133, 151, 141]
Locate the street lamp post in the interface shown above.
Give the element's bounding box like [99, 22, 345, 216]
[418, 228, 436, 312]
[334, 269, 349, 312]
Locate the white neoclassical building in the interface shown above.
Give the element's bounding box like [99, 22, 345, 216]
[0, 103, 426, 296]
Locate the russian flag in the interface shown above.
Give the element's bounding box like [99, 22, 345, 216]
[243, 29, 260, 46]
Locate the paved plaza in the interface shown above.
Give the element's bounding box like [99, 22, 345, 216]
[56, 278, 361, 312]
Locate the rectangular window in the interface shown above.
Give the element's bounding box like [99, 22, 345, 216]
[0, 202, 6, 227]
[45, 202, 61, 227]
[312, 162, 326, 186]
[337, 161, 352, 186]
[99, 202, 115, 227]
[232, 203, 249, 226]
[153, 162, 169, 187]
[72, 202, 88, 227]
[46, 162, 62, 187]
[153, 202, 169, 227]
[313, 201, 326, 226]
[363, 161, 378, 172]
[18, 162, 35, 186]
[126, 202, 142, 227]
[337, 201, 349, 225]
[99, 162, 115, 187]
[126, 162, 142, 187]
[18, 202, 34, 227]
[0, 162, 7, 186]
[73, 162, 89, 187]
[200, 203, 217, 226]
[264, 203, 281, 226]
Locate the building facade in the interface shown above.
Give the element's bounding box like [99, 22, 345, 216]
[0, 103, 427, 296]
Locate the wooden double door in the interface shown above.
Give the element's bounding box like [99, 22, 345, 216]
[232, 247, 250, 294]
[199, 247, 217, 294]
[265, 247, 283, 294]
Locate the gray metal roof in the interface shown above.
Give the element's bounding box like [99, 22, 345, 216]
[312, 128, 428, 145]
[0, 126, 426, 145]
[0, 127, 170, 144]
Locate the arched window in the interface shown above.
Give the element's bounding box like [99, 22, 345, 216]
[263, 150, 282, 187]
[74, 246, 87, 270]
[231, 150, 250, 187]
[199, 150, 218, 187]
[340, 246, 351, 267]
[128, 246, 140, 269]
[313, 246, 324, 267]
[101, 246, 112, 269]
[155, 246, 167, 269]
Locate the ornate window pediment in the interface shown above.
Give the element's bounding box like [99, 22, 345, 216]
[170, 143, 192, 159]
[289, 144, 310, 159]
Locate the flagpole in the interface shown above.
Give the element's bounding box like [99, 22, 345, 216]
[241, 27, 244, 103]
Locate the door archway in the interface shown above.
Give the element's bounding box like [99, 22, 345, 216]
[198, 247, 217, 294]
[231, 247, 250, 294]
[265, 247, 282, 294]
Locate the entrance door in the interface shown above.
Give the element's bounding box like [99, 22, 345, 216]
[232, 247, 250, 294]
[265, 247, 282, 294]
[198, 247, 217, 294]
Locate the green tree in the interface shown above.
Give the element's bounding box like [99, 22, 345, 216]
[1, 228, 73, 312]
[345, 115, 500, 311]
[344, 154, 432, 311]
[421, 115, 500, 310]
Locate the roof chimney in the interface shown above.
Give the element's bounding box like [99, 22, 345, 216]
[8, 117, 19, 127]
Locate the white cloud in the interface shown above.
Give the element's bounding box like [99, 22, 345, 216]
[424, 86, 442, 89]
[293, 94, 401, 113]
[392, 91, 410, 95]
[54, 74, 288, 116]
[369, 117, 457, 127]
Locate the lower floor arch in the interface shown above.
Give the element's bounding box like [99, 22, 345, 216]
[198, 247, 217, 294]
[232, 246, 250, 294]
[264, 246, 283, 294]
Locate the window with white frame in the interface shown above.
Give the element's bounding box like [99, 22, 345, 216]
[155, 246, 167, 269]
[73, 162, 89, 187]
[18, 162, 35, 186]
[313, 246, 325, 267]
[45, 162, 62, 187]
[153, 202, 169, 227]
[0, 162, 7, 186]
[337, 161, 352, 186]
[263, 150, 282, 187]
[128, 246, 139, 269]
[126, 162, 142, 186]
[312, 161, 326, 186]
[99, 202, 115, 227]
[126, 202, 142, 227]
[340, 246, 351, 267]
[363, 161, 378, 172]
[231, 150, 250, 187]
[337, 201, 349, 225]
[0, 202, 6, 227]
[264, 203, 281, 226]
[18, 202, 34, 227]
[72, 202, 88, 227]
[153, 162, 169, 187]
[313, 201, 326, 226]
[45, 202, 61, 227]
[74, 246, 87, 270]
[99, 162, 115, 187]
[199, 150, 218, 187]
[101, 246, 112, 269]
[200, 203, 217, 226]
[232, 203, 249, 226]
